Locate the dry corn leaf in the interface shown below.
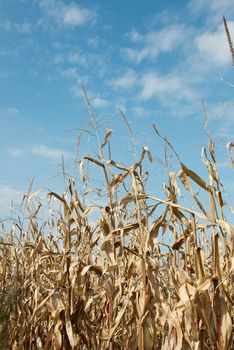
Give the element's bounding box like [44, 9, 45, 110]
[101, 129, 112, 150]
[181, 163, 210, 192]
[219, 295, 233, 350]
[107, 287, 134, 345]
[1, 111, 234, 350]
[226, 142, 234, 168]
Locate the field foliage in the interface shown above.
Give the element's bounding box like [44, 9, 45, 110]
[0, 95, 234, 350]
[1, 17, 234, 349]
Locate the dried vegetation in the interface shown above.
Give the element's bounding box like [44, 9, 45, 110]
[0, 96, 233, 350]
[0, 18, 234, 350]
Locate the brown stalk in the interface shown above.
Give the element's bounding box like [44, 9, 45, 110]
[223, 16, 234, 66]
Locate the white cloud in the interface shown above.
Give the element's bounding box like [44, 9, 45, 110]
[52, 53, 64, 64]
[0, 185, 50, 219]
[0, 185, 22, 216]
[31, 145, 73, 160]
[71, 84, 83, 98]
[7, 148, 25, 157]
[0, 20, 32, 33]
[41, 0, 96, 28]
[139, 72, 196, 102]
[188, 0, 234, 20]
[110, 69, 137, 89]
[110, 67, 198, 106]
[16, 22, 32, 33]
[63, 5, 95, 26]
[0, 107, 19, 119]
[205, 101, 234, 122]
[132, 106, 147, 117]
[7, 143, 74, 160]
[5, 107, 19, 115]
[87, 36, 100, 48]
[59, 68, 89, 97]
[28, 68, 38, 77]
[210, 0, 234, 14]
[123, 25, 185, 63]
[218, 159, 232, 169]
[92, 98, 109, 108]
[60, 68, 79, 80]
[68, 52, 86, 65]
[126, 29, 142, 42]
[133, 106, 145, 117]
[196, 22, 234, 66]
[115, 101, 127, 114]
[0, 20, 12, 31]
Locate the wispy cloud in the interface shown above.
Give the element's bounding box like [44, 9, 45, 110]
[87, 36, 100, 48]
[196, 22, 234, 66]
[92, 97, 109, 108]
[52, 50, 104, 69]
[0, 20, 12, 31]
[115, 99, 127, 114]
[63, 4, 95, 26]
[7, 148, 25, 157]
[109, 66, 198, 107]
[110, 69, 137, 89]
[68, 51, 86, 65]
[59, 68, 89, 96]
[217, 159, 233, 169]
[0, 20, 32, 33]
[41, 0, 96, 28]
[0, 184, 22, 216]
[5, 107, 19, 115]
[7, 144, 74, 160]
[123, 25, 186, 63]
[0, 107, 20, 118]
[31, 145, 73, 160]
[60, 68, 79, 80]
[71, 84, 83, 98]
[139, 72, 196, 102]
[188, 0, 234, 21]
[52, 53, 64, 64]
[205, 101, 234, 122]
[214, 126, 234, 142]
[132, 106, 151, 118]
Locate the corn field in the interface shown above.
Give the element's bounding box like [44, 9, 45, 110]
[0, 89, 233, 350]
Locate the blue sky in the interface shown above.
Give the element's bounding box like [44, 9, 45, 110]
[0, 0, 234, 218]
